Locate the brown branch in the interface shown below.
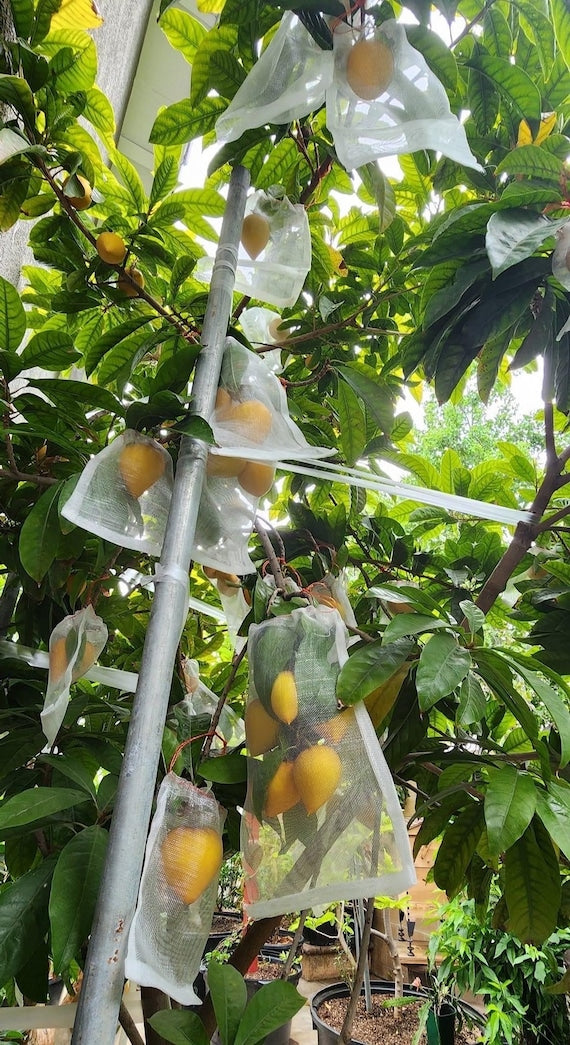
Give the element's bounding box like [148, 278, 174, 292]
[0, 466, 58, 486]
[140, 986, 170, 1045]
[536, 504, 570, 533]
[347, 624, 375, 644]
[544, 402, 556, 470]
[254, 519, 288, 591]
[300, 156, 334, 206]
[200, 643, 248, 761]
[340, 894, 376, 1043]
[452, 0, 495, 47]
[119, 1000, 145, 1045]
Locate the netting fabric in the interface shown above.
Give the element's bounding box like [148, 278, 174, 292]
[240, 306, 287, 372]
[41, 606, 108, 746]
[242, 605, 416, 918]
[195, 192, 312, 308]
[192, 474, 259, 576]
[215, 12, 333, 144]
[173, 658, 245, 751]
[125, 774, 226, 1005]
[61, 430, 173, 557]
[327, 21, 482, 172]
[202, 568, 252, 653]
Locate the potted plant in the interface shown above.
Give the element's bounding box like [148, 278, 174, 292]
[149, 961, 305, 1045]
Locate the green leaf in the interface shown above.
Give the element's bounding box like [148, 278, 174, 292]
[495, 144, 564, 180]
[0, 274, 26, 353]
[336, 364, 394, 435]
[199, 752, 247, 784]
[148, 1011, 210, 1045]
[208, 961, 247, 1045]
[465, 54, 541, 124]
[49, 826, 108, 973]
[83, 315, 154, 375]
[383, 613, 450, 644]
[504, 818, 560, 944]
[535, 780, 570, 861]
[150, 98, 227, 146]
[406, 25, 458, 92]
[19, 329, 80, 371]
[160, 6, 207, 64]
[0, 858, 56, 985]
[83, 86, 115, 139]
[416, 633, 471, 710]
[550, 0, 570, 71]
[459, 600, 485, 636]
[358, 163, 396, 233]
[336, 638, 413, 707]
[0, 127, 34, 166]
[457, 673, 487, 727]
[0, 787, 89, 835]
[149, 156, 179, 210]
[485, 211, 567, 278]
[336, 380, 366, 467]
[45, 30, 97, 93]
[0, 74, 36, 128]
[235, 981, 305, 1045]
[433, 802, 484, 897]
[11, 0, 35, 39]
[108, 148, 147, 213]
[501, 652, 570, 768]
[484, 764, 537, 858]
[18, 483, 62, 583]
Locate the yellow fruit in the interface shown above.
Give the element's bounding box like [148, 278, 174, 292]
[293, 745, 342, 815]
[96, 231, 127, 265]
[238, 461, 275, 497]
[63, 174, 92, 210]
[118, 264, 145, 297]
[206, 453, 247, 479]
[268, 317, 288, 343]
[346, 37, 394, 100]
[215, 388, 233, 417]
[270, 671, 298, 725]
[118, 441, 166, 499]
[264, 761, 300, 818]
[49, 636, 69, 682]
[316, 708, 354, 745]
[241, 213, 270, 259]
[161, 826, 222, 905]
[75, 639, 97, 679]
[226, 400, 273, 443]
[217, 573, 241, 597]
[245, 699, 280, 756]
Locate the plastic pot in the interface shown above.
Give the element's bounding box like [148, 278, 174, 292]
[303, 920, 338, 946]
[427, 1002, 456, 1045]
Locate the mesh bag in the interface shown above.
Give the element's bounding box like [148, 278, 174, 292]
[305, 572, 357, 630]
[195, 192, 312, 308]
[240, 306, 287, 372]
[242, 605, 416, 918]
[208, 336, 331, 463]
[41, 606, 108, 746]
[552, 222, 570, 290]
[327, 20, 482, 172]
[215, 12, 333, 144]
[174, 658, 245, 750]
[125, 773, 226, 1005]
[202, 568, 252, 654]
[192, 474, 258, 576]
[61, 430, 173, 557]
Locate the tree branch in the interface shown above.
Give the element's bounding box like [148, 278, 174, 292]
[200, 643, 248, 760]
[254, 519, 288, 591]
[119, 1000, 145, 1045]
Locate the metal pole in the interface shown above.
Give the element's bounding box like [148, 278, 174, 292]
[71, 164, 250, 1045]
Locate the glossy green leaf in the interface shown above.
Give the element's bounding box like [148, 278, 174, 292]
[359, 163, 396, 233]
[149, 1011, 210, 1045]
[501, 652, 570, 767]
[336, 638, 414, 707]
[235, 980, 305, 1045]
[336, 364, 394, 435]
[406, 25, 458, 91]
[18, 483, 62, 583]
[466, 54, 541, 124]
[0, 787, 89, 835]
[485, 211, 567, 278]
[416, 633, 471, 709]
[0, 127, 34, 166]
[495, 145, 564, 180]
[535, 780, 570, 861]
[550, 0, 570, 72]
[383, 613, 449, 644]
[108, 148, 147, 213]
[83, 86, 115, 138]
[159, 6, 208, 64]
[150, 97, 227, 146]
[19, 329, 80, 371]
[0, 858, 56, 985]
[457, 673, 487, 727]
[208, 961, 247, 1045]
[0, 274, 26, 353]
[504, 819, 560, 944]
[50, 826, 108, 973]
[0, 74, 36, 128]
[484, 764, 537, 857]
[459, 600, 485, 636]
[433, 802, 484, 897]
[336, 380, 366, 466]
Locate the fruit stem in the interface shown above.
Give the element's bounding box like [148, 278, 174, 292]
[254, 519, 288, 592]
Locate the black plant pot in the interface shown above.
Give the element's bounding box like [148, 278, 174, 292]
[246, 956, 301, 1045]
[303, 920, 338, 947]
[427, 1002, 456, 1045]
[203, 909, 242, 958]
[310, 980, 483, 1045]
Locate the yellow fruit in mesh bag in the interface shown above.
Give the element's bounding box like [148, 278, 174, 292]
[264, 761, 300, 818]
[241, 213, 270, 259]
[268, 317, 288, 343]
[96, 232, 127, 265]
[118, 441, 166, 499]
[49, 636, 70, 682]
[293, 744, 342, 814]
[226, 399, 273, 443]
[270, 671, 298, 725]
[316, 707, 354, 745]
[215, 387, 233, 417]
[346, 37, 394, 100]
[238, 461, 275, 497]
[161, 825, 222, 905]
[203, 566, 241, 596]
[206, 453, 247, 479]
[245, 699, 280, 756]
[75, 639, 97, 678]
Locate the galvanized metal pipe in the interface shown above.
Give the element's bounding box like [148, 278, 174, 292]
[71, 164, 250, 1045]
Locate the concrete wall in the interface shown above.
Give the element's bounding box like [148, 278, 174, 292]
[0, 0, 155, 285]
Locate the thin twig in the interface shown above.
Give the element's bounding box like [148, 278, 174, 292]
[0, 466, 58, 486]
[119, 1001, 145, 1045]
[347, 624, 375, 643]
[536, 503, 570, 533]
[254, 519, 287, 591]
[281, 911, 307, 979]
[200, 644, 248, 760]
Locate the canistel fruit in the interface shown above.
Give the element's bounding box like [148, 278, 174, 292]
[49, 636, 69, 682]
[63, 174, 92, 210]
[268, 317, 288, 343]
[226, 399, 273, 442]
[245, 699, 280, 756]
[241, 213, 270, 259]
[161, 826, 222, 905]
[238, 461, 275, 497]
[96, 231, 127, 265]
[118, 264, 145, 297]
[206, 453, 246, 479]
[346, 37, 394, 100]
[264, 761, 300, 818]
[270, 671, 298, 724]
[317, 708, 354, 745]
[118, 442, 166, 499]
[202, 566, 241, 596]
[293, 745, 342, 814]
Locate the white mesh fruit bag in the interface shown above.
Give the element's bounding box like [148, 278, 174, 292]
[208, 336, 331, 463]
[327, 20, 482, 172]
[192, 473, 259, 576]
[552, 222, 570, 290]
[173, 658, 245, 751]
[125, 773, 226, 1005]
[202, 567, 252, 653]
[240, 306, 287, 372]
[195, 192, 312, 308]
[215, 12, 333, 144]
[61, 430, 173, 557]
[242, 604, 415, 918]
[41, 606, 108, 746]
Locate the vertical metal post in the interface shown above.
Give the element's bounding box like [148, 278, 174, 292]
[71, 164, 250, 1045]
